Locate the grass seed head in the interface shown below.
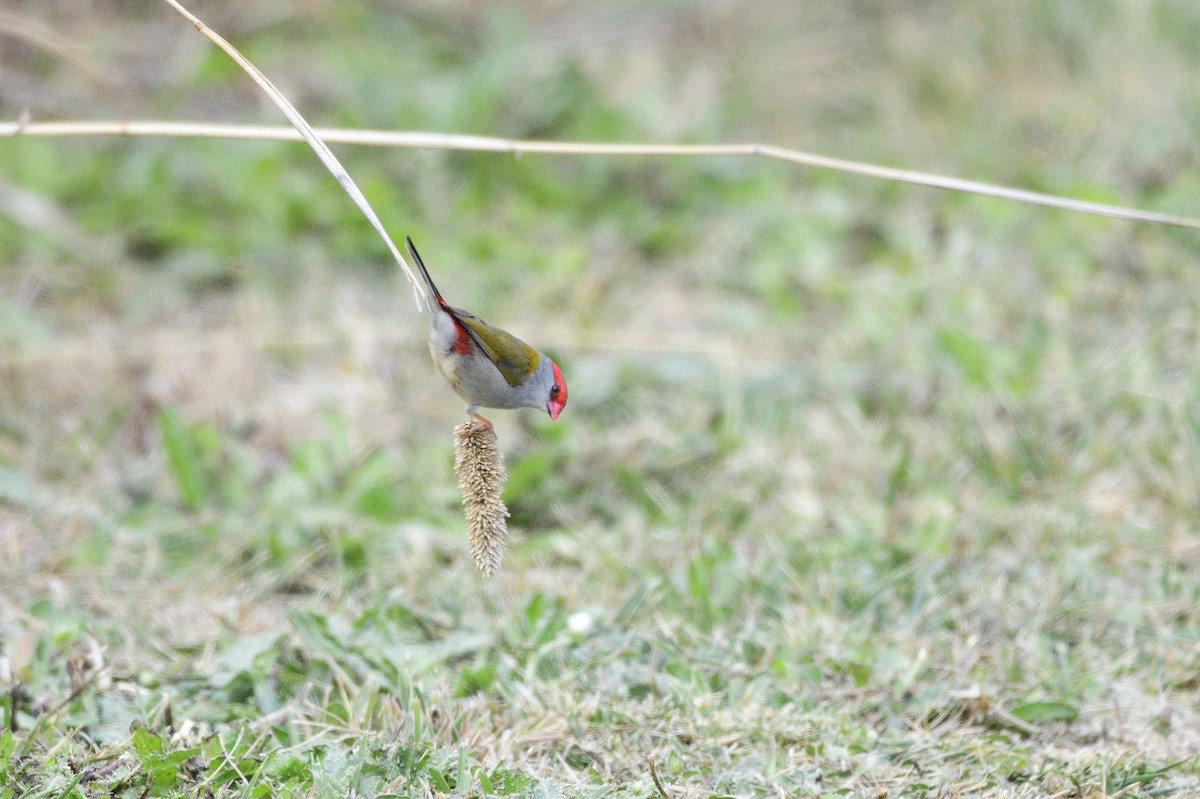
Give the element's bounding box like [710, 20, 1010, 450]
[453, 421, 509, 577]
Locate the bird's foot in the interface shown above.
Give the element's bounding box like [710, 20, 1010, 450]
[469, 412, 493, 433]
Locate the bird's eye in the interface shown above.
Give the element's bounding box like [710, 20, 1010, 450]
[550, 384, 560, 396]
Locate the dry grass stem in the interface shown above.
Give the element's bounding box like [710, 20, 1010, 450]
[2, 119, 1198, 230]
[648, 756, 677, 799]
[158, 0, 426, 311]
[453, 421, 509, 577]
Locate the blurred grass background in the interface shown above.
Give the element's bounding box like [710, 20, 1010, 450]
[3, 1, 1200, 796]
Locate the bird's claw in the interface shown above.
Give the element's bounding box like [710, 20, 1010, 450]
[469, 413, 493, 433]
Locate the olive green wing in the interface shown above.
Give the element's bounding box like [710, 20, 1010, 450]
[453, 308, 540, 388]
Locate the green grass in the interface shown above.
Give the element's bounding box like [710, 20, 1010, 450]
[3, 1, 1200, 797]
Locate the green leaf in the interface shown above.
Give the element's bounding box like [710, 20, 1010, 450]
[454, 663, 497, 697]
[344, 450, 402, 521]
[427, 766, 451, 793]
[491, 768, 535, 796]
[936, 326, 991, 387]
[1009, 701, 1079, 724]
[131, 725, 165, 758]
[143, 746, 199, 792]
[157, 407, 204, 510]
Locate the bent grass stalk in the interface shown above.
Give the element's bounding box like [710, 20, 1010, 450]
[158, 0, 427, 311]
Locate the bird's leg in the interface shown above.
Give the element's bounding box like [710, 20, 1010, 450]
[466, 405, 493, 432]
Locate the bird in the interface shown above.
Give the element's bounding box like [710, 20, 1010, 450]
[406, 236, 567, 430]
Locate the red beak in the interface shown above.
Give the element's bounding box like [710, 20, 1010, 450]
[547, 400, 564, 421]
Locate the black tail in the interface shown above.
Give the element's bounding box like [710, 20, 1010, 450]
[406, 236, 443, 303]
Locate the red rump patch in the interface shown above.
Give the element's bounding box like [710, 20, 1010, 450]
[452, 321, 473, 355]
[441, 303, 472, 356]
